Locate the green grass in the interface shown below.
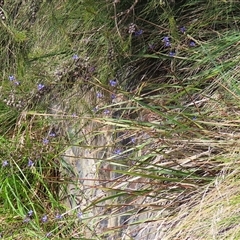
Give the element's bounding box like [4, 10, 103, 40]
[0, 0, 240, 239]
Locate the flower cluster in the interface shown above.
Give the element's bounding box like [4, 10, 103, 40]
[23, 210, 34, 223]
[9, 75, 20, 85]
[163, 36, 171, 47]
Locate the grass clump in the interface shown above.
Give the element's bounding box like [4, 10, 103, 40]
[0, 0, 240, 239]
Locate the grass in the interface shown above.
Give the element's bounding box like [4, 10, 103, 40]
[0, 0, 240, 239]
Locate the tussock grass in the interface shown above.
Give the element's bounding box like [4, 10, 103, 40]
[0, 0, 240, 239]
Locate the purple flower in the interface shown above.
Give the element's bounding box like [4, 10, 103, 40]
[96, 92, 103, 98]
[163, 36, 170, 42]
[14, 81, 20, 85]
[9, 75, 15, 81]
[130, 137, 136, 143]
[77, 211, 83, 219]
[164, 41, 171, 47]
[23, 217, 31, 223]
[28, 210, 34, 217]
[43, 138, 49, 145]
[92, 106, 98, 112]
[103, 109, 110, 115]
[111, 94, 116, 99]
[27, 159, 34, 167]
[46, 232, 52, 237]
[2, 160, 8, 167]
[37, 83, 45, 91]
[114, 149, 122, 155]
[72, 54, 79, 60]
[169, 51, 176, 57]
[109, 79, 117, 87]
[180, 26, 186, 33]
[49, 132, 56, 137]
[42, 215, 48, 222]
[55, 213, 63, 220]
[163, 36, 171, 47]
[134, 29, 143, 36]
[189, 40, 196, 47]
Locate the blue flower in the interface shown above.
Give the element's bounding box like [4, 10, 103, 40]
[43, 138, 49, 145]
[28, 210, 34, 217]
[163, 36, 171, 47]
[134, 29, 143, 36]
[72, 54, 79, 60]
[23, 217, 31, 223]
[49, 132, 56, 137]
[163, 36, 170, 42]
[189, 40, 196, 47]
[96, 92, 103, 98]
[164, 41, 171, 47]
[46, 232, 52, 238]
[180, 26, 186, 33]
[37, 83, 45, 91]
[14, 81, 20, 85]
[109, 79, 117, 87]
[77, 211, 83, 219]
[2, 160, 8, 167]
[114, 149, 122, 155]
[92, 106, 98, 112]
[42, 215, 48, 222]
[169, 51, 176, 57]
[103, 109, 110, 115]
[9, 75, 15, 81]
[27, 159, 34, 167]
[55, 213, 63, 220]
[130, 137, 136, 143]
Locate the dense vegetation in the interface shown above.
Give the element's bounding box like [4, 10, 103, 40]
[0, 0, 240, 239]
